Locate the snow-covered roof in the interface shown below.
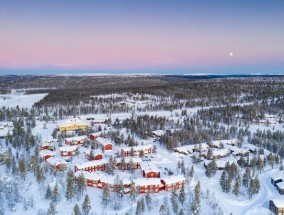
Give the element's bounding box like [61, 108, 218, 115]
[244, 144, 258, 151]
[46, 157, 67, 165]
[203, 159, 237, 169]
[82, 148, 102, 155]
[212, 149, 230, 157]
[134, 178, 162, 186]
[140, 162, 160, 173]
[211, 139, 238, 147]
[96, 137, 112, 146]
[161, 175, 185, 184]
[116, 157, 142, 164]
[122, 144, 152, 152]
[231, 147, 249, 156]
[39, 150, 55, 157]
[65, 135, 87, 142]
[75, 159, 108, 170]
[271, 198, 284, 208]
[271, 174, 283, 181]
[276, 182, 284, 189]
[74, 171, 101, 181]
[60, 145, 78, 152]
[152, 130, 165, 137]
[174, 145, 195, 154]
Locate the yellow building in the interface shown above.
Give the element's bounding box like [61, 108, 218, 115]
[58, 123, 89, 133]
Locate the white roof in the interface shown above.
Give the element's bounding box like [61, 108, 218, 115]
[96, 137, 112, 146]
[152, 130, 165, 136]
[75, 159, 108, 170]
[174, 145, 195, 154]
[140, 162, 160, 173]
[161, 175, 185, 184]
[60, 145, 78, 152]
[277, 181, 284, 189]
[271, 198, 284, 208]
[211, 139, 238, 147]
[116, 157, 142, 164]
[65, 135, 87, 142]
[122, 144, 152, 152]
[134, 178, 162, 186]
[212, 149, 230, 157]
[244, 144, 258, 151]
[82, 148, 102, 155]
[46, 157, 66, 165]
[74, 171, 101, 181]
[272, 174, 283, 181]
[39, 150, 55, 157]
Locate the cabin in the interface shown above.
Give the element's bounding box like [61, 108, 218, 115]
[121, 145, 152, 157]
[60, 146, 78, 157]
[271, 175, 283, 187]
[74, 171, 101, 188]
[95, 137, 112, 150]
[140, 162, 160, 178]
[161, 175, 185, 191]
[276, 182, 284, 195]
[174, 145, 195, 155]
[58, 123, 89, 133]
[269, 199, 284, 215]
[39, 150, 55, 161]
[46, 157, 67, 171]
[65, 135, 87, 145]
[83, 149, 103, 161]
[116, 157, 141, 170]
[134, 178, 163, 193]
[74, 159, 108, 172]
[41, 139, 55, 151]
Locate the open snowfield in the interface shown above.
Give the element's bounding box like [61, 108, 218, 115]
[0, 90, 47, 108]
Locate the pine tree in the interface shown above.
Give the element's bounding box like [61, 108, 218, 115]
[77, 173, 85, 196]
[52, 183, 60, 203]
[179, 208, 185, 215]
[66, 172, 75, 201]
[129, 182, 137, 201]
[178, 183, 186, 205]
[18, 158, 26, 180]
[220, 170, 227, 192]
[159, 204, 166, 215]
[45, 184, 52, 200]
[189, 166, 194, 178]
[47, 202, 57, 215]
[242, 167, 251, 188]
[89, 149, 94, 161]
[82, 194, 91, 215]
[171, 188, 179, 214]
[247, 178, 255, 198]
[145, 192, 152, 209]
[141, 197, 145, 213]
[232, 180, 240, 197]
[102, 184, 111, 206]
[191, 181, 201, 215]
[180, 160, 186, 176]
[73, 204, 81, 215]
[136, 200, 142, 215]
[152, 145, 157, 154]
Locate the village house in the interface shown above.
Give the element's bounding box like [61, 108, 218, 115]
[64, 135, 87, 145]
[174, 145, 195, 155]
[269, 199, 284, 215]
[58, 123, 89, 133]
[160, 175, 185, 191]
[140, 162, 160, 178]
[276, 182, 284, 195]
[134, 178, 163, 193]
[95, 137, 113, 150]
[60, 145, 78, 157]
[41, 139, 55, 151]
[121, 145, 152, 157]
[46, 157, 67, 171]
[82, 149, 103, 160]
[89, 132, 103, 140]
[271, 175, 284, 187]
[116, 157, 142, 170]
[74, 159, 108, 172]
[39, 150, 55, 161]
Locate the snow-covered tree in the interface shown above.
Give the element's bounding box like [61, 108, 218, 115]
[82, 194, 91, 215]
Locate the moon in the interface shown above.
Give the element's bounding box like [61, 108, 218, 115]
[229, 52, 234, 57]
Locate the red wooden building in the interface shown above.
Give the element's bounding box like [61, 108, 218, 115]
[83, 149, 103, 161]
[95, 137, 112, 150]
[46, 157, 67, 171]
[39, 150, 55, 161]
[74, 159, 108, 172]
[134, 178, 163, 193]
[65, 135, 87, 145]
[116, 157, 141, 170]
[121, 145, 152, 157]
[41, 139, 55, 151]
[60, 146, 78, 157]
[140, 162, 160, 178]
[160, 175, 185, 191]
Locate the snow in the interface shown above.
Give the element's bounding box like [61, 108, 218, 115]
[74, 159, 108, 170]
[59, 145, 78, 152]
[95, 137, 112, 146]
[140, 162, 160, 173]
[161, 175, 185, 184]
[134, 178, 162, 186]
[46, 157, 67, 165]
[271, 198, 284, 208]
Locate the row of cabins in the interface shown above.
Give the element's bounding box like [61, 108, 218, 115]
[74, 171, 185, 193]
[121, 145, 152, 157]
[74, 157, 142, 173]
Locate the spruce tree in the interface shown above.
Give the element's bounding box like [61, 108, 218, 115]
[191, 181, 201, 215]
[159, 204, 166, 215]
[136, 200, 142, 215]
[178, 183, 186, 205]
[73, 204, 81, 215]
[45, 184, 52, 200]
[52, 183, 60, 203]
[82, 194, 91, 215]
[232, 180, 240, 197]
[66, 172, 75, 201]
[102, 184, 111, 206]
[47, 202, 57, 215]
[171, 188, 179, 214]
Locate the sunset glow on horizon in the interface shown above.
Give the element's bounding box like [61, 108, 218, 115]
[0, 0, 283, 74]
